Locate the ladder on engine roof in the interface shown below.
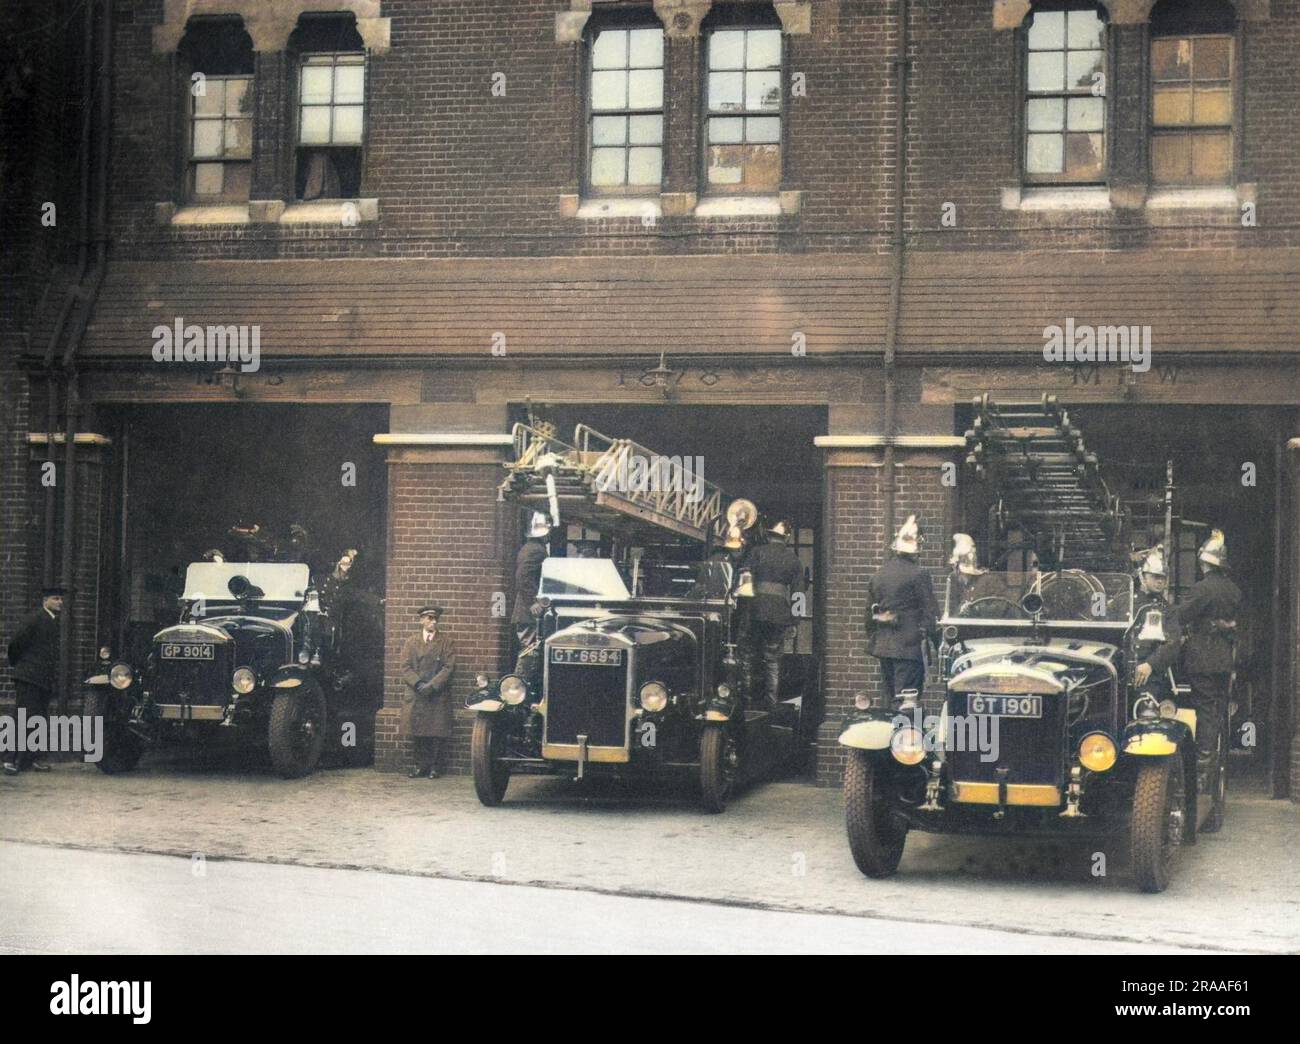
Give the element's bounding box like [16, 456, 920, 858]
[498, 422, 729, 544]
[964, 393, 1128, 571]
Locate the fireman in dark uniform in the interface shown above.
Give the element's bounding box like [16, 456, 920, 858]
[511, 513, 550, 670]
[866, 516, 939, 712]
[1131, 546, 1179, 700]
[1164, 530, 1241, 775]
[740, 520, 805, 706]
[5, 585, 65, 774]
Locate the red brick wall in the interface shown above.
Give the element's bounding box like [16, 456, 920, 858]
[377, 456, 512, 773]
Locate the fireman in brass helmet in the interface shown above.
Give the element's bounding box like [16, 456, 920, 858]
[1130, 546, 1178, 700]
[866, 516, 939, 713]
[739, 520, 805, 706]
[1164, 530, 1241, 778]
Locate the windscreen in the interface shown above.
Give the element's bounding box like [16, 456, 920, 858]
[183, 562, 311, 602]
[944, 570, 1133, 623]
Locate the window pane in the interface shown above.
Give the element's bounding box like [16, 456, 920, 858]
[300, 105, 332, 144]
[592, 30, 627, 71]
[224, 118, 252, 157]
[710, 30, 746, 70]
[591, 70, 627, 111]
[301, 65, 334, 104]
[745, 70, 781, 111]
[223, 161, 251, 201]
[194, 81, 223, 116]
[1067, 96, 1103, 131]
[224, 78, 250, 116]
[1067, 49, 1103, 90]
[592, 115, 627, 146]
[333, 105, 364, 144]
[192, 119, 223, 158]
[707, 147, 744, 185]
[1064, 132, 1103, 178]
[628, 114, 662, 145]
[1191, 132, 1231, 182]
[709, 116, 743, 144]
[709, 71, 744, 111]
[1151, 38, 1191, 80]
[1152, 85, 1191, 125]
[746, 29, 782, 69]
[627, 68, 662, 109]
[1027, 10, 1065, 50]
[589, 147, 625, 186]
[1027, 97, 1064, 132]
[1151, 133, 1190, 183]
[627, 146, 661, 185]
[746, 116, 781, 143]
[1192, 86, 1231, 125]
[741, 143, 781, 192]
[1026, 133, 1064, 174]
[335, 64, 365, 104]
[1193, 37, 1231, 80]
[1066, 9, 1104, 50]
[1028, 52, 1064, 92]
[193, 161, 224, 195]
[627, 28, 663, 69]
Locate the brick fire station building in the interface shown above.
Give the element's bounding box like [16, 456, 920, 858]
[2, 0, 1297, 793]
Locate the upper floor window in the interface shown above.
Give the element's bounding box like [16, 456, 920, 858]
[1150, 1, 1236, 186]
[180, 18, 254, 203]
[588, 25, 664, 193]
[1023, 4, 1106, 184]
[705, 26, 782, 194]
[291, 15, 367, 200]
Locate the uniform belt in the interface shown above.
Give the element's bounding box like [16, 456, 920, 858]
[754, 582, 790, 597]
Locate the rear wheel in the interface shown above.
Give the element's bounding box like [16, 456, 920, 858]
[699, 725, 738, 813]
[84, 689, 143, 775]
[843, 750, 907, 878]
[1130, 755, 1186, 893]
[471, 714, 511, 806]
[268, 686, 327, 778]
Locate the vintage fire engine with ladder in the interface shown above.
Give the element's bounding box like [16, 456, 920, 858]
[467, 421, 812, 812]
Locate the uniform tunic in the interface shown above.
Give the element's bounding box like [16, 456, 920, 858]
[400, 631, 456, 739]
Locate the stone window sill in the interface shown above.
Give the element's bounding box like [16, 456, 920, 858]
[1004, 186, 1111, 211]
[277, 199, 380, 224]
[574, 197, 662, 220]
[163, 203, 251, 226]
[694, 195, 782, 218]
[1145, 187, 1244, 210]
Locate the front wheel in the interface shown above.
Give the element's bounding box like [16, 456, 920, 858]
[699, 725, 738, 813]
[843, 750, 907, 877]
[471, 714, 511, 806]
[268, 686, 327, 778]
[84, 689, 143, 774]
[1130, 755, 1186, 893]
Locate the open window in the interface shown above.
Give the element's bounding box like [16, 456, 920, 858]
[179, 18, 254, 204]
[290, 14, 366, 200]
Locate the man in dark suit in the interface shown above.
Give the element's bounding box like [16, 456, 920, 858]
[739, 520, 806, 705]
[511, 513, 550, 667]
[5, 585, 65, 773]
[866, 517, 938, 712]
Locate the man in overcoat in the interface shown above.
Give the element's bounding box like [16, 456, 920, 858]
[5, 585, 64, 774]
[401, 604, 456, 779]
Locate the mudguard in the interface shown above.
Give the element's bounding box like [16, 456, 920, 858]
[838, 710, 898, 751]
[466, 691, 504, 713]
[266, 664, 313, 690]
[1123, 716, 1193, 757]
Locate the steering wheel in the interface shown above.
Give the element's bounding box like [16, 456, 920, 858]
[961, 596, 1022, 619]
[1036, 571, 1103, 621]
